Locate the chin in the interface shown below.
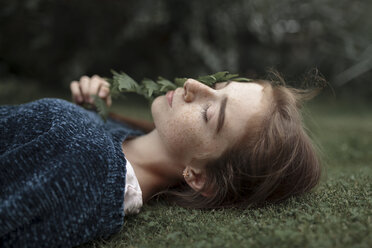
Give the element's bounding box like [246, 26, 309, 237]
[150, 96, 163, 126]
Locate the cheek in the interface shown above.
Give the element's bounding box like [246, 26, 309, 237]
[165, 111, 199, 151]
[152, 102, 203, 155]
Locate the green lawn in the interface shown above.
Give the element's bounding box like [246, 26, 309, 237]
[79, 97, 372, 248]
[1, 81, 371, 248]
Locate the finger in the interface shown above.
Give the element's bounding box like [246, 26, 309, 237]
[98, 84, 110, 98]
[92, 74, 109, 85]
[102, 80, 110, 88]
[89, 76, 101, 104]
[80, 76, 90, 103]
[106, 95, 112, 107]
[70, 81, 83, 103]
[98, 86, 112, 107]
[99, 79, 111, 92]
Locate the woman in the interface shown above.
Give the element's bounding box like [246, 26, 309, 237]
[1, 74, 322, 247]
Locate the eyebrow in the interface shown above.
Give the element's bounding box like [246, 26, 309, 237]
[216, 96, 228, 134]
[214, 81, 232, 134]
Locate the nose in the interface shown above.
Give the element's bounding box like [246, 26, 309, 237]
[183, 79, 214, 103]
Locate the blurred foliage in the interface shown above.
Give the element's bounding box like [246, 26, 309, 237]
[0, 0, 371, 98]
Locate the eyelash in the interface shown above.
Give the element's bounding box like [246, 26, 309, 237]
[200, 82, 228, 123]
[202, 104, 210, 122]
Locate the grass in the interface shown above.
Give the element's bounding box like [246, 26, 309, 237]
[80, 96, 372, 248]
[1, 81, 371, 248]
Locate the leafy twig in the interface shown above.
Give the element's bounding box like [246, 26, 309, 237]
[94, 70, 253, 121]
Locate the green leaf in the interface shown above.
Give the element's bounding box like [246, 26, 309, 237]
[104, 76, 121, 98]
[111, 70, 139, 93]
[210, 71, 230, 81]
[92, 95, 108, 122]
[174, 77, 188, 87]
[196, 71, 254, 87]
[230, 77, 254, 82]
[157, 76, 177, 91]
[224, 73, 240, 80]
[197, 75, 216, 86]
[141, 78, 160, 98]
[90, 70, 254, 122]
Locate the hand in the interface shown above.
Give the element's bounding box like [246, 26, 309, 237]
[70, 75, 112, 107]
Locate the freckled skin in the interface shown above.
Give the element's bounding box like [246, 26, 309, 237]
[152, 101, 204, 161]
[151, 80, 266, 167]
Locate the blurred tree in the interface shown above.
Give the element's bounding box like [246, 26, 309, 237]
[0, 0, 371, 97]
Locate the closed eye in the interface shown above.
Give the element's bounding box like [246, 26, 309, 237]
[202, 82, 230, 123]
[202, 104, 210, 122]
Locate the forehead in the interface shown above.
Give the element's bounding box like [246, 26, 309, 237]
[217, 81, 265, 109]
[219, 81, 266, 141]
[229, 81, 264, 102]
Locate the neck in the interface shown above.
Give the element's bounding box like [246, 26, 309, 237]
[121, 129, 185, 202]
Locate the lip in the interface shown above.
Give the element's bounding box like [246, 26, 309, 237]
[166, 90, 174, 107]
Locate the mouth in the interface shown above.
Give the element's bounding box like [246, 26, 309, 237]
[166, 90, 174, 107]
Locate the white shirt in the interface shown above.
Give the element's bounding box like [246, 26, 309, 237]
[124, 159, 143, 215]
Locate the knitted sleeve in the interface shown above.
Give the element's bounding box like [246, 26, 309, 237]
[0, 98, 143, 247]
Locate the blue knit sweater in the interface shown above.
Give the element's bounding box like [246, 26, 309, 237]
[0, 98, 144, 247]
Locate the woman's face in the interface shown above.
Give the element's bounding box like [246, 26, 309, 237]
[151, 79, 268, 167]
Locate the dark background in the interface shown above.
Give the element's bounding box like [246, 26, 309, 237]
[1, 0, 371, 101]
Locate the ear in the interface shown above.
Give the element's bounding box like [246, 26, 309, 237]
[183, 167, 213, 197]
